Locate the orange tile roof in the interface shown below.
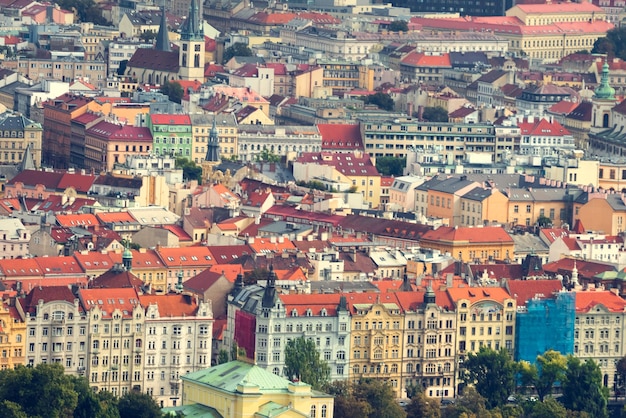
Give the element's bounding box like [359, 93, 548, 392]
[78, 288, 140, 317]
[208, 264, 243, 282]
[157, 246, 214, 267]
[507, 279, 563, 307]
[139, 294, 199, 316]
[344, 292, 403, 314]
[275, 268, 306, 281]
[395, 289, 455, 311]
[73, 252, 116, 272]
[280, 293, 343, 316]
[36, 256, 84, 276]
[513, 2, 603, 13]
[55, 213, 100, 228]
[0, 258, 42, 277]
[96, 211, 137, 224]
[446, 286, 513, 304]
[421, 226, 513, 244]
[248, 238, 296, 254]
[401, 52, 451, 68]
[575, 290, 626, 312]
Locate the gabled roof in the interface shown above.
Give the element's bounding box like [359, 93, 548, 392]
[280, 293, 342, 316]
[78, 287, 140, 317]
[518, 117, 570, 136]
[91, 268, 143, 290]
[507, 279, 563, 307]
[421, 226, 513, 244]
[157, 246, 214, 267]
[548, 100, 579, 115]
[150, 114, 190, 125]
[447, 286, 513, 304]
[55, 213, 100, 228]
[401, 52, 451, 68]
[127, 48, 179, 73]
[139, 294, 199, 316]
[296, 152, 379, 177]
[20, 286, 80, 315]
[210, 245, 253, 264]
[318, 124, 364, 150]
[575, 290, 626, 313]
[184, 269, 228, 294]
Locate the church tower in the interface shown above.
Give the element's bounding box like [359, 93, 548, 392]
[591, 61, 617, 131]
[201, 116, 221, 182]
[178, 0, 205, 81]
[155, 6, 171, 52]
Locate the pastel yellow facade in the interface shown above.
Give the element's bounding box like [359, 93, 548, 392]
[0, 300, 26, 369]
[459, 189, 509, 227]
[348, 294, 404, 398]
[180, 360, 334, 418]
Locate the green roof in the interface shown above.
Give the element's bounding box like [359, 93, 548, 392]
[256, 401, 291, 417]
[182, 360, 298, 394]
[162, 403, 223, 417]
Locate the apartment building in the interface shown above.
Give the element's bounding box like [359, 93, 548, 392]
[11, 57, 106, 87]
[189, 113, 238, 163]
[148, 114, 192, 159]
[0, 299, 26, 370]
[139, 294, 213, 408]
[396, 287, 457, 399]
[0, 113, 43, 168]
[574, 290, 626, 391]
[18, 286, 89, 377]
[238, 125, 322, 163]
[361, 119, 497, 160]
[420, 226, 515, 263]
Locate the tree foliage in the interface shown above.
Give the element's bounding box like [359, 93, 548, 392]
[139, 30, 157, 43]
[55, 0, 109, 24]
[518, 350, 567, 401]
[536, 215, 552, 227]
[0, 363, 120, 418]
[375, 156, 406, 176]
[616, 355, 626, 389]
[223, 42, 253, 63]
[361, 92, 395, 111]
[255, 149, 281, 163]
[117, 391, 162, 418]
[592, 27, 626, 60]
[324, 380, 373, 418]
[406, 391, 440, 418]
[160, 80, 184, 104]
[350, 379, 407, 418]
[218, 349, 230, 365]
[421, 106, 449, 122]
[389, 20, 409, 32]
[175, 157, 202, 182]
[527, 397, 567, 418]
[284, 336, 330, 390]
[560, 356, 608, 418]
[462, 347, 517, 409]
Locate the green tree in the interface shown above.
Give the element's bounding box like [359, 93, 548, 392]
[255, 149, 281, 163]
[175, 157, 202, 182]
[0, 363, 80, 418]
[462, 347, 517, 409]
[139, 30, 157, 42]
[362, 92, 395, 111]
[375, 156, 406, 176]
[528, 398, 567, 418]
[616, 355, 626, 390]
[117, 391, 162, 418]
[160, 80, 184, 104]
[218, 349, 230, 365]
[389, 20, 409, 32]
[518, 350, 567, 401]
[592, 27, 626, 60]
[223, 42, 253, 63]
[284, 336, 330, 390]
[561, 356, 608, 418]
[55, 0, 109, 25]
[406, 391, 440, 418]
[441, 387, 490, 418]
[324, 380, 373, 418]
[352, 379, 407, 418]
[421, 106, 449, 122]
[536, 216, 552, 227]
[0, 401, 27, 418]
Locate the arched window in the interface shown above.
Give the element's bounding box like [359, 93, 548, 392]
[321, 405, 327, 417]
[310, 405, 316, 417]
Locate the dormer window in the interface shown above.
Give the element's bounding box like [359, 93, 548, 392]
[306, 309, 312, 317]
[321, 309, 327, 317]
[292, 309, 298, 317]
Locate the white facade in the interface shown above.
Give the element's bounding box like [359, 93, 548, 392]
[237, 126, 322, 162]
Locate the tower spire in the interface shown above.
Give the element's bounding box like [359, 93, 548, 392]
[205, 115, 220, 163]
[155, 6, 171, 52]
[181, 0, 203, 41]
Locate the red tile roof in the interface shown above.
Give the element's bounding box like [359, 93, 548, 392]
[160, 224, 192, 241]
[36, 256, 84, 277]
[518, 117, 570, 136]
[209, 245, 253, 264]
[55, 213, 100, 228]
[149, 114, 191, 125]
[345, 292, 403, 314]
[548, 100, 579, 115]
[96, 211, 137, 224]
[248, 238, 296, 254]
[296, 151, 379, 177]
[421, 226, 513, 244]
[0, 258, 41, 277]
[87, 121, 153, 141]
[78, 288, 140, 317]
[513, 2, 603, 13]
[401, 52, 451, 68]
[543, 258, 615, 279]
[139, 294, 199, 316]
[575, 290, 626, 312]
[447, 286, 513, 304]
[157, 246, 214, 267]
[540, 228, 569, 244]
[318, 124, 364, 150]
[280, 293, 342, 316]
[20, 286, 81, 315]
[395, 289, 455, 311]
[507, 279, 563, 306]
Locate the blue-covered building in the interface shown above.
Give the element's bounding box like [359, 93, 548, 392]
[514, 291, 575, 362]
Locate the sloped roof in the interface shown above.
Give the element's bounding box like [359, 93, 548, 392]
[401, 52, 451, 68]
[127, 48, 179, 73]
[421, 226, 513, 244]
[139, 294, 199, 316]
[318, 124, 363, 150]
[507, 279, 563, 307]
[575, 290, 626, 312]
[447, 286, 512, 304]
[20, 285, 80, 315]
[518, 117, 570, 136]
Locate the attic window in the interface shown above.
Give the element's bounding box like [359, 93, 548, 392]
[306, 309, 312, 317]
[292, 309, 298, 317]
[321, 308, 327, 317]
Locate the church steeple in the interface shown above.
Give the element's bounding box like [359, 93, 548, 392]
[178, 0, 205, 81]
[262, 265, 277, 308]
[181, 0, 203, 41]
[205, 116, 220, 163]
[594, 61, 615, 101]
[155, 6, 171, 52]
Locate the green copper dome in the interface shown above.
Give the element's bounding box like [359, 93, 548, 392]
[595, 62, 616, 100]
